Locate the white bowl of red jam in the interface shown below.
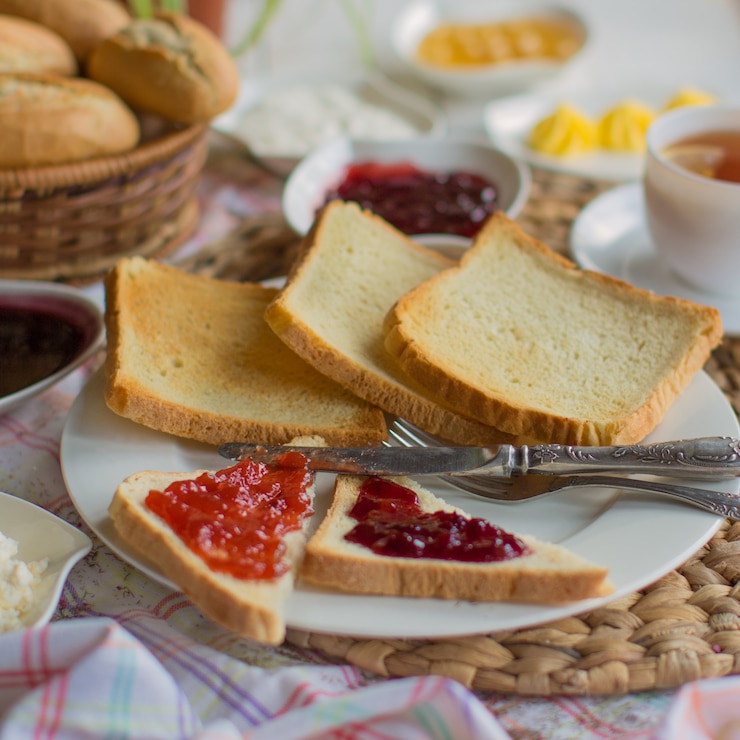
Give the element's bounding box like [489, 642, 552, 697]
[391, 0, 589, 98]
[282, 137, 531, 247]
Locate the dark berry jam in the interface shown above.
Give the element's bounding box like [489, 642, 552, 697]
[0, 302, 87, 397]
[345, 476, 529, 562]
[146, 458, 314, 580]
[322, 161, 499, 237]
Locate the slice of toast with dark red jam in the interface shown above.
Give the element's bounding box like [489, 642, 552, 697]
[301, 474, 612, 604]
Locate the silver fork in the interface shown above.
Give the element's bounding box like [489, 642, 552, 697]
[385, 417, 740, 520]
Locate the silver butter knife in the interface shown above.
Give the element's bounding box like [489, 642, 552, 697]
[218, 437, 740, 479]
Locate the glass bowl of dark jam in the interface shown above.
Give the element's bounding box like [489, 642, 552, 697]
[282, 137, 531, 250]
[0, 281, 104, 415]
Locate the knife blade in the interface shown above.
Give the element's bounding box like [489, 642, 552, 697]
[218, 437, 740, 479]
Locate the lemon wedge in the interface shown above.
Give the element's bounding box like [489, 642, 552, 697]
[528, 103, 598, 157]
[598, 100, 656, 152]
[663, 87, 718, 111]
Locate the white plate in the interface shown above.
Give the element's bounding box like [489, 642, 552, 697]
[0, 491, 91, 630]
[213, 70, 446, 177]
[571, 182, 740, 336]
[484, 85, 723, 181]
[60, 370, 737, 640]
[0, 280, 105, 416]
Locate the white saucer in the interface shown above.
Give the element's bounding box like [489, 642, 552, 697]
[570, 182, 740, 336]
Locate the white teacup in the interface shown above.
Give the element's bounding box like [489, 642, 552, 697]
[644, 106, 740, 297]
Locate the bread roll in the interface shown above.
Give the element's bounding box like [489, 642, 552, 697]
[0, 0, 130, 62]
[87, 12, 239, 123]
[0, 14, 77, 75]
[0, 74, 140, 167]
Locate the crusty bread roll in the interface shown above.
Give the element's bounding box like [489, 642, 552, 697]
[383, 212, 724, 445]
[87, 12, 239, 123]
[0, 14, 77, 76]
[302, 475, 613, 603]
[0, 74, 140, 167]
[0, 0, 130, 62]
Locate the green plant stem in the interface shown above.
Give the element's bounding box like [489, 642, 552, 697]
[128, 0, 154, 18]
[338, 0, 375, 67]
[230, 0, 284, 57]
[127, 0, 185, 16]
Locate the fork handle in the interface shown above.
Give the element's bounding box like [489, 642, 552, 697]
[583, 475, 740, 520]
[506, 437, 740, 479]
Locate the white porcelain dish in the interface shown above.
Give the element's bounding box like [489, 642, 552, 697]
[571, 182, 740, 336]
[391, 0, 589, 98]
[213, 70, 446, 177]
[0, 490, 91, 630]
[0, 280, 105, 416]
[61, 369, 735, 640]
[483, 84, 727, 181]
[282, 137, 531, 241]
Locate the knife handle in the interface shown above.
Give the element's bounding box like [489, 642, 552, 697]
[507, 437, 740, 478]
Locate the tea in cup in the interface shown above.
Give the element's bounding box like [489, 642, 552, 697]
[643, 106, 740, 297]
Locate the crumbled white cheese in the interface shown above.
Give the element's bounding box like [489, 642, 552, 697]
[237, 83, 419, 157]
[0, 531, 47, 632]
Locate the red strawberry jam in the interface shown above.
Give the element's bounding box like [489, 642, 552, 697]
[345, 476, 529, 561]
[322, 161, 499, 237]
[146, 457, 314, 580]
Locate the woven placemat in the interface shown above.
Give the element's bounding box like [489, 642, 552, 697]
[184, 160, 740, 695]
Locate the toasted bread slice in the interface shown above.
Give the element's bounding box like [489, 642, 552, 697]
[104, 257, 386, 446]
[264, 201, 519, 445]
[110, 465, 315, 645]
[384, 212, 723, 445]
[301, 474, 612, 603]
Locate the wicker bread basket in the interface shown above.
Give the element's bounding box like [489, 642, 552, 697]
[0, 122, 209, 283]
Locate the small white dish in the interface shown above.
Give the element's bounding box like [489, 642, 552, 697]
[0, 280, 105, 416]
[0, 490, 91, 630]
[213, 70, 446, 178]
[282, 137, 531, 240]
[391, 0, 589, 99]
[570, 182, 740, 335]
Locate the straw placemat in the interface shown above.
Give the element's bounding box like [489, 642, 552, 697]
[182, 162, 740, 696]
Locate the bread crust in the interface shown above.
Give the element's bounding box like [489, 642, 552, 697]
[87, 12, 239, 123]
[265, 201, 528, 446]
[0, 0, 130, 62]
[0, 73, 140, 166]
[384, 212, 723, 445]
[110, 469, 313, 645]
[0, 14, 77, 75]
[301, 475, 612, 603]
[104, 256, 386, 446]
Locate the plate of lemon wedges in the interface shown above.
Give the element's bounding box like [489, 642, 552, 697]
[484, 84, 719, 181]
